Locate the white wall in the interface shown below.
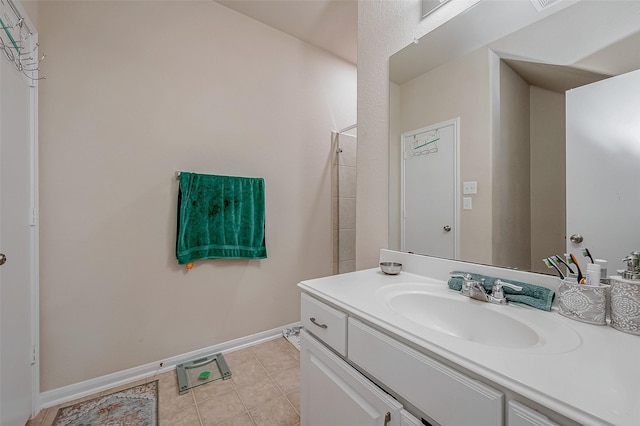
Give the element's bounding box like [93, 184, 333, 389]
[38, 0, 355, 391]
[356, 0, 482, 269]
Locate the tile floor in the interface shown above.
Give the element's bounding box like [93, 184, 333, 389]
[27, 337, 301, 426]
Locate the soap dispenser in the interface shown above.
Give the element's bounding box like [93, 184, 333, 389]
[619, 251, 640, 280]
[609, 251, 640, 335]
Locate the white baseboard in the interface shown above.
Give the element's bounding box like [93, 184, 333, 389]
[39, 321, 301, 410]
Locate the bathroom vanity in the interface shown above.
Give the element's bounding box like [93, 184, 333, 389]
[298, 250, 640, 426]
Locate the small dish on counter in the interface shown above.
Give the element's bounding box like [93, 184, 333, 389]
[380, 262, 402, 275]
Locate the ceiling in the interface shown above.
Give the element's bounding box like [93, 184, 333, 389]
[390, 0, 640, 85]
[502, 59, 608, 94]
[215, 0, 357, 64]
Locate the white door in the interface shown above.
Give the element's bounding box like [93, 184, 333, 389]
[0, 55, 35, 425]
[401, 119, 459, 258]
[566, 69, 640, 271]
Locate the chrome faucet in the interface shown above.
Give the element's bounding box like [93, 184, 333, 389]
[469, 279, 491, 302]
[450, 274, 522, 305]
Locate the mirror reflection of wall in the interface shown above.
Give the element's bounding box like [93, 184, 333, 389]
[389, 0, 640, 274]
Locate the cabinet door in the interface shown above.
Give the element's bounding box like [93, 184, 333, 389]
[508, 401, 560, 426]
[301, 330, 402, 426]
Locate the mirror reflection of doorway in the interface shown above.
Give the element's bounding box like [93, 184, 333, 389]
[401, 119, 459, 258]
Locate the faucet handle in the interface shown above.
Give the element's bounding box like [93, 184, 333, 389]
[493, 279, 523, 291]
[491, 279, 523, 301]
[449, 272, 472, 280]
[450, 273, 474, 296]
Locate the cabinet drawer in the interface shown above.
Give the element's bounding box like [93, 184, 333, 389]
[508, 401, 561, 426]
[400, 410, 422, 426]
[301, 293, 347, 356]
[348, 318, 504, 426]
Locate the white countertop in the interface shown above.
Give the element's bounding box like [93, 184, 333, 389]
[298, 255, 640, 426]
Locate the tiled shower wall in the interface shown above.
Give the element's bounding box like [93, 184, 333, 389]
[332, 133, 357, 274]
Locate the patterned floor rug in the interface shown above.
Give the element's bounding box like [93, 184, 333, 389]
[53, 380, 158, 426]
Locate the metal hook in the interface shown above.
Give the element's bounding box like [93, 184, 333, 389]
[18, 41, 38, 55]
[20, 68, 45, 81]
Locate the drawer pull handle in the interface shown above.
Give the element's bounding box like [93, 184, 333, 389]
[310, 317, 328, 329]
[384, 412, 391, 426]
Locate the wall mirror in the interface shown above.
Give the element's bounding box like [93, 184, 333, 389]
[389, 0, 640, 274]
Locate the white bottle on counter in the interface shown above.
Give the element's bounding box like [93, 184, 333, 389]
[595, 259, 608, 278]
[586, 263, 602, 286]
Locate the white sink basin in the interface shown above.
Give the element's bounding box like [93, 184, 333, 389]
[388, 291, 539, 348]
[377, 283, 582, 353]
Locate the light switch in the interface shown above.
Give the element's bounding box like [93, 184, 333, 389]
[463, 197, 472, 210]
[463, 181, 478, 194]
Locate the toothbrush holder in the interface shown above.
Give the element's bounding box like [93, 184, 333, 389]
[557, 278, 609, 325]
[609, 276, 640, 335]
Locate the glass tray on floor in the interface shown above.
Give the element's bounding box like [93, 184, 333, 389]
[176, 353, 232, 395]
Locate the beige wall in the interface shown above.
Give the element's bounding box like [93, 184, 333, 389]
[38, 1, 355, 391]
[389, 48, 493, 264]
[530, 86, 565, 273]
[388, 81, 401, 250]
[22, 0, 38, 28]
[493, 60, 531, 270]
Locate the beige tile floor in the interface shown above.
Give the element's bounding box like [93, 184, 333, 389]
[27, 337, 300, 426]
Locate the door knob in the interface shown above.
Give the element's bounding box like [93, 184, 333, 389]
[443, 225, 451, 232]
[0, 253, 6, 265]
[569, 234, 584, 244]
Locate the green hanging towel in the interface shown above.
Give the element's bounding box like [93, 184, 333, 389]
[176, 172, 267, 264]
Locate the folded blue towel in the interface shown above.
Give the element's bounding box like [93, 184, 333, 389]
[176, 172, 267, 263]
[448, 271, 555, 311]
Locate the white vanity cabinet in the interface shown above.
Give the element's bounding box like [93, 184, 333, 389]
[301, 293, 499, 426]
[299, 253, 640, 426]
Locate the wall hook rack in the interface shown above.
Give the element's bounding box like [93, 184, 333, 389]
[0, 0, 46, 82]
